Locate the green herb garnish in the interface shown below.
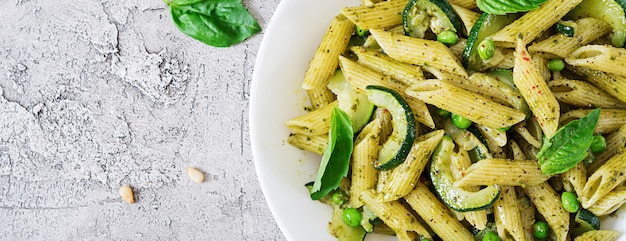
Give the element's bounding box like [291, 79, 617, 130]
[310, 107, 354, 200]
[165, 0, 261, 47]
[477, 0, 547, 15]
[537, 108, 601, 175]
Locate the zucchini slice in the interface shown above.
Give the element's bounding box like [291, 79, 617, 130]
[555, 20, 576, 37]
[572, 208, 601, 237]
[402, 0, 464, 38]
[567, 0, 626, 47]
[365, 85, 416, 170]
[462, 13, 519, 71]
[430, 135, 500, 212]
[327, 69, 375, 132]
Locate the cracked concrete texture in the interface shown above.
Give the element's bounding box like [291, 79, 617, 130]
[0, 0, 285, 240]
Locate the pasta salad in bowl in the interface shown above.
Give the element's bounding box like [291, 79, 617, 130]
[250, 0, 626, 240]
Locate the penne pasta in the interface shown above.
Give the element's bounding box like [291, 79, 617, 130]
[566, 45, 626, 77]
[360, 189, 432, 239]
[404, 182, 474, 241]
[513, 38, 560, 138]
[560, 109, 626, 135]
[569, 66, 626, 103]
[407, 79, 526, 129]
[350, 119, 382, 208]
[341, 0, 409, 29]
[301, 14, 354, 90]
[380, 130, 444, 201]
[285, 101, 338, 135]
[370, 29, 468, 77]
[287, 134, 328, 155]
[489, 0, 583, 47]
[549, 79, 626, 109]
[581, 150, 626, 208]
[351, 46, 425, 86]
[524, 182, 570, 241]
[493, 185, 526, 241]
[528, 18, 612, 58]
[587, 186, 626, 216]
[454, 158, 550, 187]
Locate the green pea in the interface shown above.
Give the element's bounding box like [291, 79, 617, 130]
[356, 25, 369, 37]
[482, 231, 501, 241]
[437, 30, 458, 45]
[436, 107, 451, 118]
[478, 39, 496, 61]
[562, 191, 580, 213]
[533, 221, 549, 239]
[418, 237, 431, 241]
[547, 59, 565, 72]
[590, 134, 606, 154]
[342, 208, 362, 227]
[451, 113, 472, 129]
[331, 190, 348, 205]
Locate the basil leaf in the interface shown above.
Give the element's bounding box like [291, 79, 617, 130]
[310, 107, 354, 200]
[477, 0, 547, 15]
[165, 0, 205, 6]
[537, 108, 601, 175]
[167, 0, 261, 47]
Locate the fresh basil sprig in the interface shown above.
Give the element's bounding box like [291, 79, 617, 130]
[165, 0, 262, 47]
[310, 107, 354, 200]
[477, 0, 547, 15]
[537, 108, 601, 175]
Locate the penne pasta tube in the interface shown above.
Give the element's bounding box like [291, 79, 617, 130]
[513, 38, 560, 138]
[581, 149, 626, 208]
[528, 18, 612, 58]
[285, 101, 338, 135]
[454, 158, 550, 187]
[524, 182, 569, 241]
[406, 79, 526, 129]
[404, 182, 474, 241]
[341, 0, 409, 29]
[493, 185, 526, 241]
[287, 134, 328, 155]
[587, 186, 626, 216]
[489, 0, 583, 47]
[380, 130, 444, 201]
[370, 29, 468, 77]
[339, 56, 434, 128]
[350, 119, 381, 208]
[569, 66, 626, 103]
[573, 230, 621, 241]
[360, 189, 432, 239]
[566, 45, 626, 77]
[301, 14, 354, 90]
[560, 109, 626, 134]
[351, 46, 425, 86]
[549, 79, 626, 109]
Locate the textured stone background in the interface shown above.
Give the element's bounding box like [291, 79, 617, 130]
[0, 0, 286, 240]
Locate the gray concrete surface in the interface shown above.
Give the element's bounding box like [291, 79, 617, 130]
[0, 0, 286, 240]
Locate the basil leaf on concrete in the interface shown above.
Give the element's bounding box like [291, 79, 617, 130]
[538, 108, 600, 175]
[310, 107, 354, 200]
[168, 0, 261, 47]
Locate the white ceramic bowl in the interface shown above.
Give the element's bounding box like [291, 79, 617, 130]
[250, 1, 626, 240]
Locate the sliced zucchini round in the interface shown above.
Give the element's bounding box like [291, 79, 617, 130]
[462, 13, 519, 71]
[328, 69, 375, 132]
[430, 135, 500, 212]
[402, 0, 464, 38]
[365, 85, 416, 170]
[566, 0, 626, 47]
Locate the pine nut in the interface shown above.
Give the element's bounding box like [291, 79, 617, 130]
[119, 185, 135, 204]
[185, 167, 205, 183]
